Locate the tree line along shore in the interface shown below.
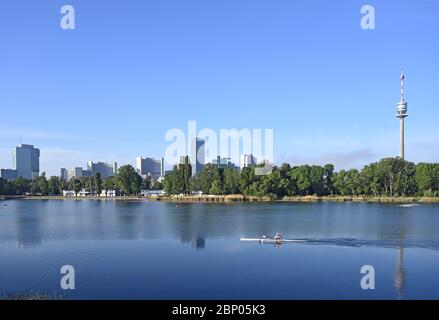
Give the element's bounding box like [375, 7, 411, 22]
[1, 157, 439, 201]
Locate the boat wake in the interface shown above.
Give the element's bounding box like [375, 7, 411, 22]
[241, 237, 439, 250]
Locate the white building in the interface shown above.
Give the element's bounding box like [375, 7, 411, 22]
[63, 190, 76, 197]
[136, 157, 164, 179]
[100, 190, 117, 197]
[68, 167, 84, 180]
[141, 190, 165, 197]
[87, 161, 117, 179]
[240, 154, 257, 168]
[79, 188, 91, 197]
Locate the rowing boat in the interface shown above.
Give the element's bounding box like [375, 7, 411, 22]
[240, 238, 306, 243]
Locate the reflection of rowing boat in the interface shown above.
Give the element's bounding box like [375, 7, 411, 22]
[398, 204, 419, 208]
[240, 238, 306, 244]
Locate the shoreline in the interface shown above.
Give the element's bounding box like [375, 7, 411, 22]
[2, 195, 439, 203]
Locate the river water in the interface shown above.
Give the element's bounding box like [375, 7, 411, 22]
[0, 200, 438, 299]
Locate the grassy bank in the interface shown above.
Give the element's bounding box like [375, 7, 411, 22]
[8, 194, 439, 203]
[281, 195, 439, 203]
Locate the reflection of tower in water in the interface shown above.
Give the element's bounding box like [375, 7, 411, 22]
[394, 210, 408, 300]
[394, 245, 406, 300]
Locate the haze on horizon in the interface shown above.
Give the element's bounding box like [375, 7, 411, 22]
[1, 0, 438, 177]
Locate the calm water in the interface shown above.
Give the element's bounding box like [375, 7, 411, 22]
[0, 200, 438, 300]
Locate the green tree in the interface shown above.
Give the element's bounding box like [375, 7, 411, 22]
[117, 165, 142, 195]
[323, 164, 335, 195]
[223, 168, 240, 194]
[361, 163, 380, 196]
[0, 178, 5, 195]
[103, 176, 118, 196]
[197, 164, 221, 195]
[415, 163, 439, 196]
[142, 176, 152, 191]
[289, 166, 312, 196]
[12, 177, 29, 195]
[37, 173, 49, 196]
[209, 180, 223, 195]
[48, 176, 61, 195]
[239, 167, 257, 195]
[69, 178, 82, 196]
[94, 173, 103, 196]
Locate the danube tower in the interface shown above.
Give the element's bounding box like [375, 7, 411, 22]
[396, 70, 408, 159]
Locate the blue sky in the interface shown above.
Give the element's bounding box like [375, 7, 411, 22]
[1, 0, 438, 176]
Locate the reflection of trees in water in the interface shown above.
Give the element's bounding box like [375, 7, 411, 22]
[16, 215, 42, 248]
[172, 204, 206, 250]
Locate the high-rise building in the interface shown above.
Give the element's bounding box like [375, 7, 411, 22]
[87, 161, 117, 179]
[60, 168, 69, 181]
[396, 70, 408, 160]
[240, 154, 257, 168]
[13, 144, 40, 180]
[136, 157, 164, 179]
[191, 138, 205, 176]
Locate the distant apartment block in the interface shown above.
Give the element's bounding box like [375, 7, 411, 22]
[13, 144, 40, 180]
[212, 156, 239, 170]
[87, 161, 117, 179]
[1, 169, 18, 181]
[179, 155, 190, 165]
[136, 157, 164, 179]
[82, 170, 92, 178]
[240, 154, 257, 168]
[60, 168, 69, 181]
[191, 138, 205, 176]
[68, 167, 85, 180]
[177, 156, 191, 172]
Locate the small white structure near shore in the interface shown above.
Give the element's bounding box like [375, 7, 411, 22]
[100, 190, 117, 197]
[63, 190, 76, 197]
[140, 190, 165, 197]
[79, 189, 91, 197]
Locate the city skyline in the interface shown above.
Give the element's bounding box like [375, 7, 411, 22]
[0, 140, 261, 180]
[1, 1, 439, 177]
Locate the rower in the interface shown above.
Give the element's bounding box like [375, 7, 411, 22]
[274, 233, 283, 241]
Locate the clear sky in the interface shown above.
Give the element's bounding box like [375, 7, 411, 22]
[1, 0, 438, 176]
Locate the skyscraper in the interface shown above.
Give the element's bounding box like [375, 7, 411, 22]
[191, 138, 205, 176]
[13, 144, 40, 180]
[396, 70, 408, 160]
